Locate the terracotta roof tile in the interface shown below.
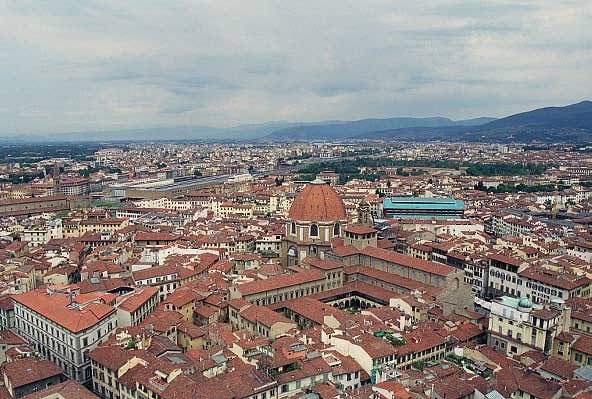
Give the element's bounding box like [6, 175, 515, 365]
[235, 269, 325, 296]
[288, 180, 346, 222]
[12, 289, 115, 333]
[2, 358, 63, 388]
[20, 380, 99, 399]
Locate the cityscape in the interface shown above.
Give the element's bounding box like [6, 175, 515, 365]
[0, 139, 591, 399]
[1, 2, 591, 399]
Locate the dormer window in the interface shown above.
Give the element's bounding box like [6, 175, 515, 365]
[310, 224, 319, 238]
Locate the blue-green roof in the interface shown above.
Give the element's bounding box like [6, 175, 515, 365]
[383, 197, 466, 211]
[499, 296, 542, 310]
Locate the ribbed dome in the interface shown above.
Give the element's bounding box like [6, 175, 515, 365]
[289, 179, 346, 222]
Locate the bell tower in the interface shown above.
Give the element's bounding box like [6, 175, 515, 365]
[357, 199, 373, 227]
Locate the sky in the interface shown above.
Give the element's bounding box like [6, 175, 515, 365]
[0, 0, 590, 135]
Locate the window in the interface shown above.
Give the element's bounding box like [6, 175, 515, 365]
[310, 224, 319, 237]
[291, 222, 296, 235]
[333, 223, 340, 236]
[575, 353, 583, 362]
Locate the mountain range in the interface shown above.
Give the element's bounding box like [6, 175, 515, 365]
[355, 100, 592, 143]
[263, 116, 495, 141]
[1, 100, 590, 144]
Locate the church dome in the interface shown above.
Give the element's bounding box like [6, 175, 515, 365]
[289, 179, 346, 222]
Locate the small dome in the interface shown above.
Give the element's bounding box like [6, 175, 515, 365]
[518, 297, 532, 308]
[289, 179, 346, 222]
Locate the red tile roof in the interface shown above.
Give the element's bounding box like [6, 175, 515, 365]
[135, 232, 180, 242]
[345, 265, 434, 292]
[2, 358, 63, 388]
[236, 269, 325, 296]
[572, 334, 592, 355]
[519, 266, 591, 290]
[12, 290, 115, 333]
[359, 246, 456, 277]
[20, 380, 99, 399]
[117, 287, 159, 312]
[132, 265, 179, 281]
[302, 257, 343, 270]
[540, 356, 578, 380]
[89, 345, 137, 371]
[239, 304, 295, 328]
[345, 226, 377, 234]
[288, 180, 346, 222]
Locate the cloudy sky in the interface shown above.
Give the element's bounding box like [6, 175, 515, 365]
[0, 0, 590, 135]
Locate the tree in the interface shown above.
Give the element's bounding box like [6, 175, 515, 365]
[474, 181, 486, 191]
[193, 169, 202, 177]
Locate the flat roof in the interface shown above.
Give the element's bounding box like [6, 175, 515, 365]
[498, 296, 542, 310]
[383, 197, 465, 211]
[112, 175, 230, 191]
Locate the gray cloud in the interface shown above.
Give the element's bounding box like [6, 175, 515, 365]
[0, 0, 590, 135]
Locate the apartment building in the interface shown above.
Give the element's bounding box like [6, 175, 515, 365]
[488, 296, 567, 356]
[116, 287, 160, 327]
[486, 253, 525, 298]
[228, 300, 297, 339]
[12, 287, 117, 384]
[132, 265, 181, 302]
[518, 265, 591, 303]
[58, 177, 90, 196]
[22, 219, 63, 247]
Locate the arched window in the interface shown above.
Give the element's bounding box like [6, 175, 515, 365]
[291, 222, 296, 235]
[310, 224, 319, 237]
[333, 223, 340, 236]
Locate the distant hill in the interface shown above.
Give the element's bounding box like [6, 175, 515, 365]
[264, 116, 495, 141]
[2, 100, 589, 143]
[0, 117, 495, 143]
[358, 101, 592, 143]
